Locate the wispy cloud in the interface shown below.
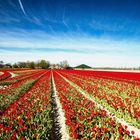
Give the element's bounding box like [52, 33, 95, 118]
[62, 7, 70, 30]
[0, 46, 84, 53]
[0, 29, 139, 51]
[18, 0, 27, 16]
[0, 28, 140, 67]
[7, 0, 17, 9]
[0, 17, 20, 23]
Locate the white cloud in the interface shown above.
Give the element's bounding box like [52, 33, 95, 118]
[1, 51, 140, 67]
[0, 29, 140, 67]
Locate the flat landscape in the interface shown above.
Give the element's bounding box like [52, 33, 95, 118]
[1, 0, 140, 139]
[0, 68, 140, 139]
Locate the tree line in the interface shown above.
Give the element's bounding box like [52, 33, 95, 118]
[0, 60, 69, 69]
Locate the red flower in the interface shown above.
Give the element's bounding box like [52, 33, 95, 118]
[17, 127, 22, 132]
[65, 119, 70, 125]
[126, 130, 130, 135]
[118, 127, 122, 134]
[131, 130, 135, 135]
[73, 131, 78, 138]
[101, 127, 107, 133]
[92, 125, 97, 131]
[20, 136, 25, 140]
[110, 129, 114, 133]
[92, 133, 95, 138]
[6, 126, 11, 132]
[12, 131, 16, 136]
[134, 138, 140, 140]
[124, 125, 128, 129]
[119, 136, 122, 140]
[69, 133, 73, 138]
[34, 133, 38, 138]
[104, 137, 109, 140]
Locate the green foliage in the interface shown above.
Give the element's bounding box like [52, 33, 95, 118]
[38, 60, 50, 69]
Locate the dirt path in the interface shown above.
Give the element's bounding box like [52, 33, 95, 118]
[51, 72, 69, 140]
[57, 72, 140, 138]
[9, 72, 17, 77]
[0, 72, 4, 75]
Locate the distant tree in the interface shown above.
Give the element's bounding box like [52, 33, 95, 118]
[39, 60, 50, 69]
[65, 66, 73, 70]
[35, 61, 40, 68]
[60, 60, 69, 68]
[0, 61, 4, 68]
[5, 63, 12, 68]
[12, 63, 18, 68]
[28, 61, 35, 69]
[18, 62, 27, 68]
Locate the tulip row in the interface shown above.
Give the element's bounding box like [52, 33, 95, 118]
[5, 69, 45, 82]
[12, 69, 39, 76]
[0, 70, 11, 81]
[0, 69, 46, 85]
[59, 70, 140, 105]
[0, 70, 47, 114]
[59, 69, 140, 104]
[57, 70, 140, 129]
[0, 71, 42, 115]
[53, 71, 136, 139]
[0, 68, 31, 72]
[73, 70, 140, 82]
[0, 71, 53, 139]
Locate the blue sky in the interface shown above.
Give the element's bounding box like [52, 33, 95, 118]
[0, 0, 140, 67]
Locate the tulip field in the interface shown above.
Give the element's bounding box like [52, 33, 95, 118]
[0, 69, 140, 140]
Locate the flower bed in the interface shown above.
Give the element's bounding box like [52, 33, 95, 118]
[0, 71, 52, 139]
[0, 70, 11, 81]
[0, 70, 46, 85]
[58, 70, 140, 129]
[53, 71, 138, 139]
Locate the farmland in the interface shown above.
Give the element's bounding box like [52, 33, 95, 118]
[0, 68, 140, 140]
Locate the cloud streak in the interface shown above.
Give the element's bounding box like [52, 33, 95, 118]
[0, 46, 85, 53]
[0, 29, 140, 67]
[0, 29, 139, 52]
[18, 0, 27, 16]
[0, 29, 127, 53]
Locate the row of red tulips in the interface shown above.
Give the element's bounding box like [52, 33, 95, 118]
[0, 70, 48, 115]
[1, 69, 43, 81]
[0, 69, 46, 85]
[0, 70, 11, 81]
[12, 69, 39, 76]
[57, 70, 140, 128]
[0, 68, 31, 72]
[74, 70, 140, 82]
[0, 71, 52, 139]
[53, 71, 138, 139]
